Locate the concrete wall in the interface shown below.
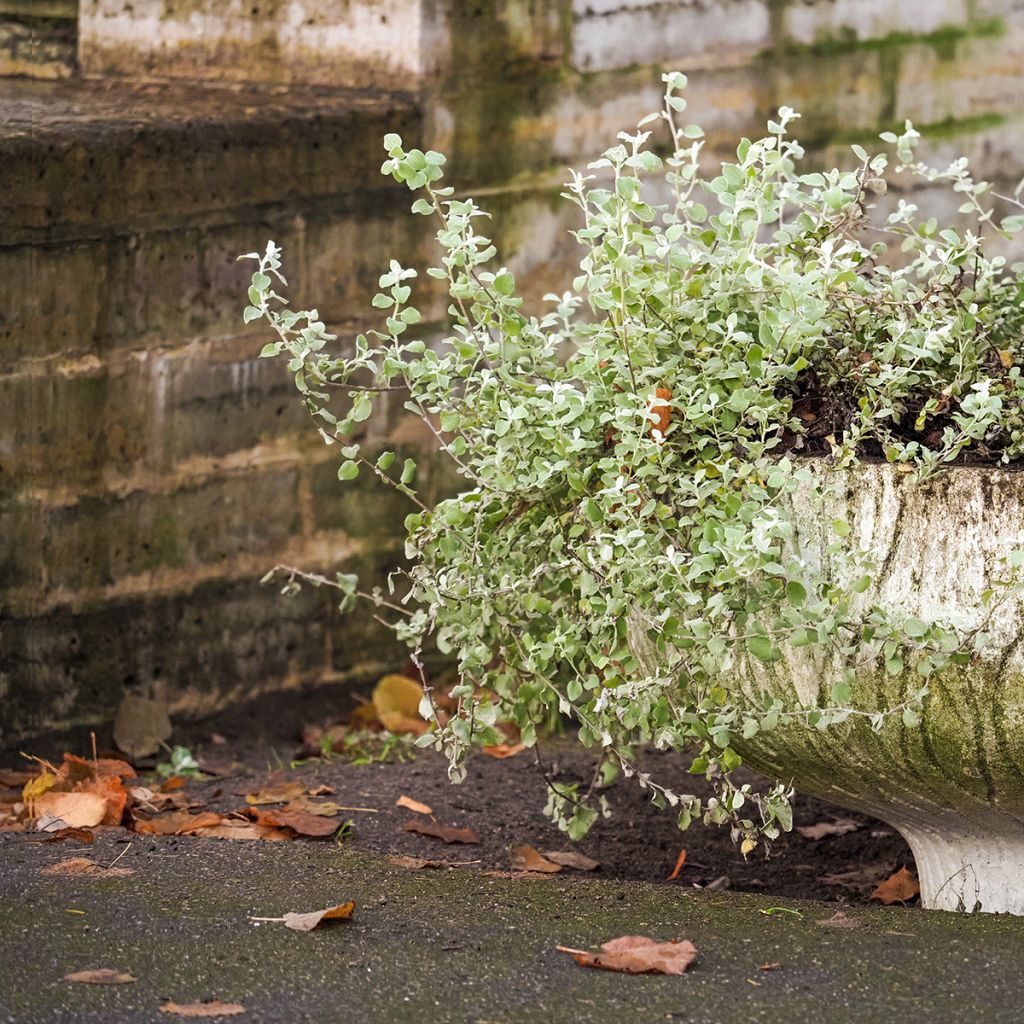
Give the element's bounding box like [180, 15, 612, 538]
[3, 0, 1024, 743]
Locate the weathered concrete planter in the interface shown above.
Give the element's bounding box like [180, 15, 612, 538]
[638, 463, 1024, 914]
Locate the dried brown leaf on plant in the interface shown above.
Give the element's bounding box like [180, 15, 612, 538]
[796, 818, 861, 840]
[33, 792, 107, 829]
[251, 901, 355, 933]
[870, 866, 920, 905]
[541, 850, 600, 872]
[41, 857, 134, 878]
[64, 968, 135, 985]
[666, 849, 687, 881]
[509, 845, 562, 873]
[395, 795, 432, 815]
[481, 742, 525, 759]
[251, 808, 340, 837]
[556, 936, 698, 976]
[402, 820, 480, 845]
[159, 1000, 245, 1018]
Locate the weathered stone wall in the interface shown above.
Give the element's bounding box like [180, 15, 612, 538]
[0, 0, 77, 78]
[3, 0, 1024, 743]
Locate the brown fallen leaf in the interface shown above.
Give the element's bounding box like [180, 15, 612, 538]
[307, 784, 335, 797]
[510, 845, 562, 874]
[37, 827, 94, 845]
[870, 866, 920, 905]
[396, 795, 433, 816]
[159, 1001, 245, 1018]
[160, 776, 187, 792]
[481, 742, 526, 759]
[41, 857, 134, 878]
[821, 864, 895, 892]
[796, 818, 861, 841]
[557, 936, 698, 975]
[58, 754, 136, 785]
[33, 792, 107, 829]
[287, 797, 376, 816]
[667, 848, 687, 881]
[252, 808, 340, 838]
[389, 855, 480, 870]
[243, 781, 306, 806]
[65, 968, 135, 985]
[133, 811, 224, 835]
[403, 820, 480, 845]
[251, 901, 356, 933]
[541, 850, 600, 872]
[73, 774, 128, 827]
[816, 911, 861, 929]
[759, 962, 783, 971]
[193, 820, 292, 842]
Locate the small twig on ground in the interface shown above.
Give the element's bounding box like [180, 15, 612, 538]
[105, 842, 132, 871]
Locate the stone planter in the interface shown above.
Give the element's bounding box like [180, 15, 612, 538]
[636, 463, 1024, 914]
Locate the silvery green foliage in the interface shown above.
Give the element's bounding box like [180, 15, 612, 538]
[243, 75, 1024, 847]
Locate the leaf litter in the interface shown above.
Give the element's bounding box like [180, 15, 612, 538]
[250, 901, 356, 933]
[159, 1001, 245, 1018]
[556, 936, 698, 975]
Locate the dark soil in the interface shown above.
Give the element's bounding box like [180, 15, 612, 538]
[4, 678, 915, 906]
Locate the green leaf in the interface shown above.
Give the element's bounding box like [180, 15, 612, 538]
[904, 618, 928, 638]
[785, 580, 807, 607]
[338, 461, 360, 481]
[748, 636, 781, 663]
[494, 271, 515, 296]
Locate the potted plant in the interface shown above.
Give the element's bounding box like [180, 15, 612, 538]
[243, 73, 1024, 914]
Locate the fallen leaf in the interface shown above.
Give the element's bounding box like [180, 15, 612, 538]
[705, 875, 731, 890]
[193, 820, 292, 842]
[113, 693, 172, 759]
[23, 773, 57, 805]
[372, 674, 424, 722]
[251, 902, 356, 933]
[388, 856, 479, 870]
[667, 849, 687, 881]
[244, 782, 306, 806]
[41, 857, 133, 878]
[252, 808, 341, 837]
[396, 795, 432, 816]
[816, 911, 861, 929]
[541, 850, 600, 872]
[402, 820, 480, 845]
[556, 936, 697, 975]
[481, 742, 525, 759]
[307, 784, 335, 797]
[870, 866, 920, 905]
[796, 818, 861, 841]
[287, 797, 376, 816]
[159, 1001, 245, 1018]
[759, 962, 782, 971]
[821, 864, 895, 892]
[378, 710, 430, 736]
[998, 349, 1014, 369]
[37, 827, 94, 845]
[33, 792, 107, 829]
[73, 774, 128, 827]
[64, 968, 134, 985]
[59, 754, 135, 785]
[509, 845, 562, 874]
[133, 811, 224, 835]
[161, 776, 187, 792]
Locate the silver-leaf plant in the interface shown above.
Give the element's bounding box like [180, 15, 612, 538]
[243, 74, 1024, 848]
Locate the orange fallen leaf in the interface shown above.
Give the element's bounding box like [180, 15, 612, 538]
[41, 857, 134, 878]
[403, 820, 480, 845]
[37, 827, 94, 845]
[133, 811, 224, 835]
[33, 792, 107, 829]
[870, 866, 920, 905]
[252, 808, 340, 838]
[796, 818, 861, 840]
[64, 968, 134, 985]
[667, 848, 687, 881]
[161, 776, 187, 792]
[250, 901, 356, 932]
[193, 820, 292, 842]
[509, 845, 562, 874]
[541, 850, 600, 872]
[159, 1001, 245, 1018]
[557, 936, 698, 975]
[481, 742, 526, 759]
[59, 754, 135, 785]
[244, 781, 306, 806]
[74, 774, 128, 827]
[395, 795, 433, 816]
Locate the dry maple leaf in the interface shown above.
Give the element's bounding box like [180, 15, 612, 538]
[557, 936, 698, 976]
[159, 1000, 245, 1018]
[402, 820, 480, 845]
[870, 866, 920, 905]
[509, 845, 562, 874]
[251, 901, 356, 933]
[33, 792, 107, 829]
[667, 848, 687, 881]
[251, 808, 340, 837]
[481, 742, 525, 759]
[395, 795, 433, 815]
[41, 857, 134, 878]
[541, 850, 600, 872]
[64, 968, 135, 985]
[796, 818, 861, 841]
